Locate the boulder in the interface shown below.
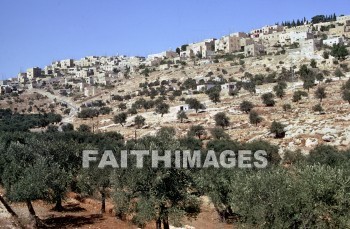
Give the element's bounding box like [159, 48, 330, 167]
[322, 134, 335, 142]
[305, 138, 318, 148]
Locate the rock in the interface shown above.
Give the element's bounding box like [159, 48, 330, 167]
[316, 127, 338, 135]
[305, 138, 318, 147]
[322, 134, 335, 142]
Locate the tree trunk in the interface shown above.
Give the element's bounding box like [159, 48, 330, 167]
[163, 214, 170, 229]
[101, 189, 106, 214]
[26, 200, 44, 228]
[0, 195, 18, 218]
[156, 217, 162, 229]
[53, 194, 64, 211]
[26, 200, 36, 217]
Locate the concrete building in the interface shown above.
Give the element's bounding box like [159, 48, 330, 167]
[337, 15, 350, 23]
[290, 32, 314, 44]
[323, 37, 344, 46]
[61, 59, 74, 69]
[148, 50, 178, 60]
[186, 39, 216, 58]
[240, 38, 255, 51]
[245, 43, 265, 56]
[27, 67, 41, 80]
[300, 39, 316, 56]
[215, 35, 241, 53]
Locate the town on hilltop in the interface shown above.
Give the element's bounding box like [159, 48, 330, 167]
[1, 12, 350, 229]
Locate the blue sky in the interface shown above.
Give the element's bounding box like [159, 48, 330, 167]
[0, 0, 348, 79]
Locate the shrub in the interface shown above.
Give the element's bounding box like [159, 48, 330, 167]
[249, 110, 263, 126]
[312, 103, 324, 113]
[240, 100, 254, 113]
[214, 112, 230, 129]
[261, 92, 275, 106]
[270, 121, 285, 138]
[134, 115, 146, 129]
[282, 103, 292, 112]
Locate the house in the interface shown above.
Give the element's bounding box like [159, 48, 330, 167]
[300, 39, 316, 56]
[215, 35, 241, 53]
[239, 38, 255, 51]
[148, 50, 178, 60]
[27, 67, 41, 80]
[61, 59, 74, 69]
[175, 104, 190, 113]
[186, 39, 216, 58]
[323, 37, 344, 46]
[244, 43, 265, 56]
[221, 82, 237, 92]
[289, 32, 314, 44]
[337, 15, 350, 23]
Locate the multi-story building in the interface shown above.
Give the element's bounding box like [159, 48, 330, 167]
[184, 39, 216, 58]
[300, 39, 316, 56]
[244, 43, 265, 56]
[148, 50, 178, 60]
[61, 59, 74, 69]
[215, 35, 241, 53]
[27, 67, 41, 80]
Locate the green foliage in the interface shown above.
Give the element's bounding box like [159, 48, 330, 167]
[335, 68, 344, 79]
[155, 102, 169, 117]
[78, 108, 99, 119]
[313, 103, 324, 113]
[316, 72, 324, 82]
[209, 127, 230, 140]
[282, 103, 292, 112]
[206, 86, 221, 104]
[261, 92, 275, 106]
[185, 98, 205, 113]
[314, 86, 326, 102]
[214, 112, 230, 129]
[134, 115, 145, 129]
[114, 112, 128, 126]
[0, 109, 62, 132]
[188, 125, 206, 139]
[270, 121, 285, 138]
[273, 81, 287, 99]
[177, 110, 188, 123]
[118, 103, 127, 110]
[342, 89, 350, 104]
[249, 110, 263, 126]
[310, 59, 317, 68]
[331, 44, 349, 60]
[229, 165, 350, 228]
[61, 123, 74, 132]
[77, 124, 91, 132]
[293, 90, 308, 102]
[239, 100, 254, 113]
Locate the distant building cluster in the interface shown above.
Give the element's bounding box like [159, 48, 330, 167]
[2, 14, 349, 96]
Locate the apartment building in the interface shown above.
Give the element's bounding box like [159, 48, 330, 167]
[215, 35, 241, 53]
[245, 43, 265, 56]
[27, 67, 41, 80]
[61, 59, 74, 69]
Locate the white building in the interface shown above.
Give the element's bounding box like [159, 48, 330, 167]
[337, 15, 350, 23]
[323, 37, 344, 46]
[290, 32, 314, 44]
[300, 39, 316, 56]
